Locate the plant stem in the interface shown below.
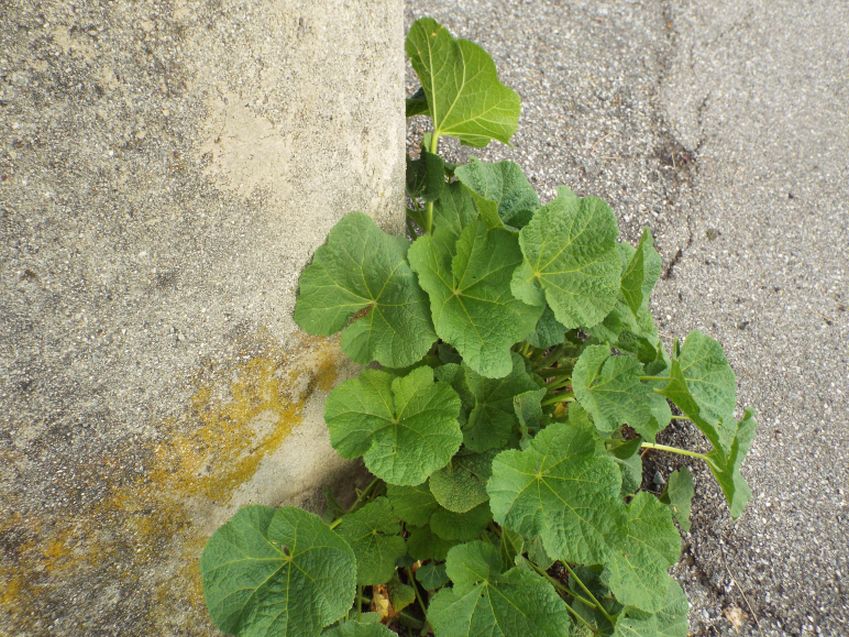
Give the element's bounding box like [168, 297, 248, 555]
[562, 562, 614, 624]
[528, 561, 597, 634]
[640, 441, 710, 463]
[407, 567, 429, 624]
[639, 375, 671, 382]
[541, 392, 574, 407]
[538, 367, 572, 378]
[670, 414, 693, 422]
[422, 133, 440, 234]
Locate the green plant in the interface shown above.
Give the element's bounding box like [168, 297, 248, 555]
[200, 17, 756, 637]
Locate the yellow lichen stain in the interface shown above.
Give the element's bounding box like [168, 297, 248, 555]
[0, 333, 342, 633]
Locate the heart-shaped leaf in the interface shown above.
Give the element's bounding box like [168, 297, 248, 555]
[406, 18, 520, 147]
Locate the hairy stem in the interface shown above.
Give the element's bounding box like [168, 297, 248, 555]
[541, 392, 575, 407]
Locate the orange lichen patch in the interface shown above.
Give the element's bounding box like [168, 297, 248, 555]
[0, 332, 343, 634]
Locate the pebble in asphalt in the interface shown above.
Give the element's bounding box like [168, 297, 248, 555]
[406, 2, 849, 635]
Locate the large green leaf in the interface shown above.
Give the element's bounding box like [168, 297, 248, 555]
[620, 229, 661, 317]
[201, 506, 356, 637]
[462, 353, 541, 451]
[409, 218, 542, 378]
[429, 449, 497, 512]
[335, 497, 405, 585]
[513, 189, 620, 329]
[707, 409, 757, 518]
[604, 493, 681, 612]
[406, 18, 520, 147]
[455, 158, 539, 228]
[294, 213, 435, 367]
[487, 420, 624, 564]
[325, 366, 462, 485]
[572, 345, 670, 439]
[658, 331, 737, 452]
[612, 578, 689, 637]
[428, 541, 572, 637]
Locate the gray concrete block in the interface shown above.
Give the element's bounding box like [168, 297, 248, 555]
[0, 1, 403, 634]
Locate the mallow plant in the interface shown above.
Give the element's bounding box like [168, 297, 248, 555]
[200, 17, 756, 637]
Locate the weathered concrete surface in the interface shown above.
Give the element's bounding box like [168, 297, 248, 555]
[0, 1, 403, 634]
[408, 2, 849, 635]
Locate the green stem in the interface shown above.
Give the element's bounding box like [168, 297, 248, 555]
[640, 441, 710, 463]
[528, 562, 597, 634]
[640, 375, 671, 382]
[670, 414, 693, 422]
[422, 133, 440, 234]
[535, 345, 565, 369]
[407, 567, 429, 623]
[538, 367, 572, 378]
[541, 392, 574, 407]
[562, 562, 614, 624]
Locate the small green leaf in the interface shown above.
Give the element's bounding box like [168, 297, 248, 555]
[406, 86, 429, 118]
[621, 229, 661, 317]
[428, 541, 572, 637]
[430, 502, 492, 541]
[707, 409, 757, 518]
[386, 483, 439, 527]
[388, 575, 417, 613]
[406, 18, 520, 147]
[201, 506, 356, 637]
[429, 450, 497, 513]
[455, 158, 540, 228]
[323, 617, 396, 637]
[513, 190, 620, 329]
[335, 497, 406, 585]
[409, 218, 543, 378]
[416, 562, 449, 590]
[658, 331, 737, 452]
[513, 387, 548, 444]
[406, 148, 445, 203]
[572, 345, 670, 439]
[487, 420, 625, 564]
[526, 306, 568, 348]
[661, 467, 695, 533]
[325, 367, 462, 485]
[604, 493, 681, 612]
[613, 578, 689, 637]
[294, 213, 435, 367]
[463, 353, 541, 451]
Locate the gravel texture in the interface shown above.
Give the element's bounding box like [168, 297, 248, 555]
[406, 2, 849, 635]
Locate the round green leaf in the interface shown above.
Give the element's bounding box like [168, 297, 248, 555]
[325, 366, 462, 485]
[293, 212, 435, 368]
[613, 578, 689, 637]
[409, 218, 543, 379]
[513, 189, 620, 329]
[201, 506, 356, 637]
[487, 420, 624, 565]
[428, 541, 572, 637]
[429, 450, 497, 513]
